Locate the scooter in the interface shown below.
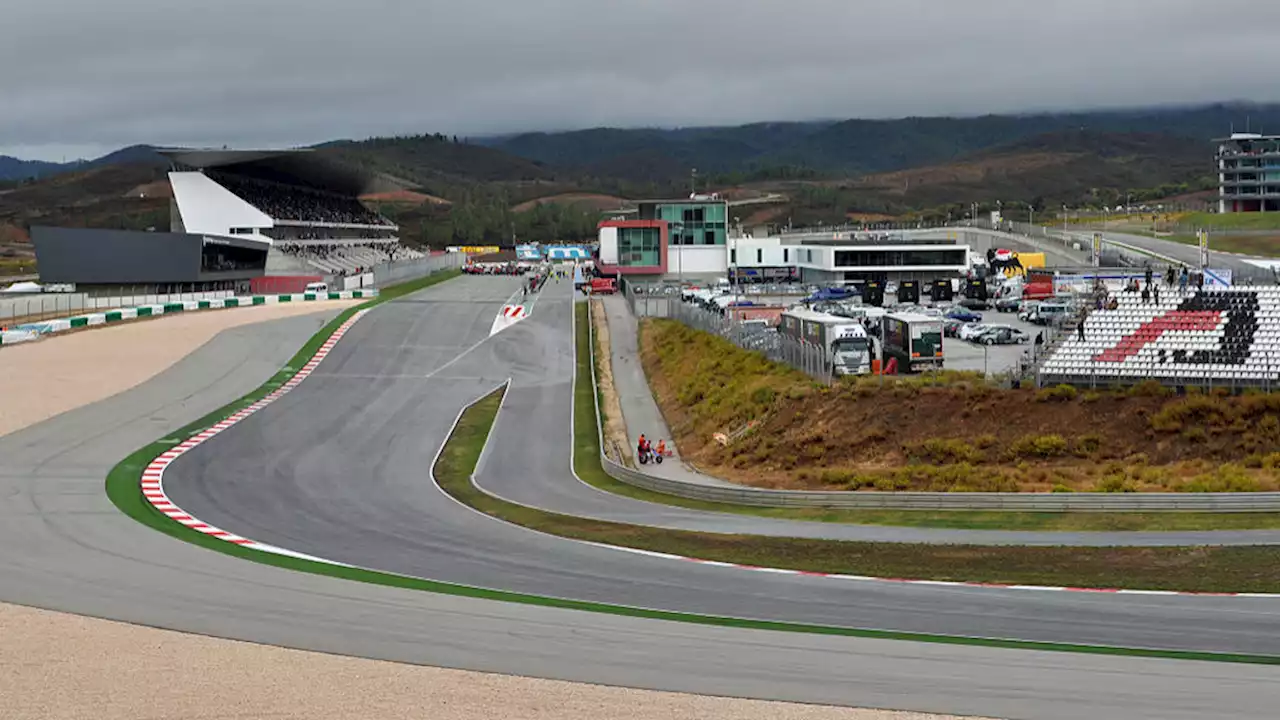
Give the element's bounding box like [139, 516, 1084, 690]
[637, 447, 666, 465]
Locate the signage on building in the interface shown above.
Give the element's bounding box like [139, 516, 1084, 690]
[449, 245, 500, 255]
[1199, 230, 1210, 269]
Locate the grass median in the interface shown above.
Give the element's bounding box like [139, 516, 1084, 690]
[446, 303, 1280, 592]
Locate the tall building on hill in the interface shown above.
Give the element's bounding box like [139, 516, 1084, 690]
[1215, 132, 1280, 213]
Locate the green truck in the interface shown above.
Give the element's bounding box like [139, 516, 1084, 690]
[882, 312, 944, 373]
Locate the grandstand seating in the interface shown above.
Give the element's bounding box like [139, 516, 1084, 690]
[1038, 286, 1280, 387]
[209, 171, 391, 226]
[271, 241, 425, 275]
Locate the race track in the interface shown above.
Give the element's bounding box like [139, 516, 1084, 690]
[2, 277, 1279, 719]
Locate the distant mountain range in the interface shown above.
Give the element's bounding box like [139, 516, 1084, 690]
[4, 102, 1275, 186]
[479, 103, 1280, 181]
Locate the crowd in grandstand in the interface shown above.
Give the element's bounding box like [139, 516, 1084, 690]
[272, 240, 424, 275]
[209, 172, 390, 226]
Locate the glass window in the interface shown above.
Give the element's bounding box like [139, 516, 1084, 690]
[618, 227, 661, 267]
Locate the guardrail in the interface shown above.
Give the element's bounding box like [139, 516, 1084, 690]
[585, 301, 1280, 512]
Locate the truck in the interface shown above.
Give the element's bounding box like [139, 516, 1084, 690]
[881, 312, 944, 373]
[589, 277, 617, 294]
[779, 308, 874, 376]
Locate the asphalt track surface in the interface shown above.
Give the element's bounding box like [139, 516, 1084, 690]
[3, 281, 1279, 719]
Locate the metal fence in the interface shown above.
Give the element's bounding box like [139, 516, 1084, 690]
[665, 299, 834, 383]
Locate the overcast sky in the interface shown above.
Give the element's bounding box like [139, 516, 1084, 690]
[4, 0, 1279, 161]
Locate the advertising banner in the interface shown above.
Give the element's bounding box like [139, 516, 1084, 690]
[1092, 233, 1103, 267]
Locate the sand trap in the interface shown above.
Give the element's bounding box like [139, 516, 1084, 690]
[0, 603, 976, 720]
[0, 298, 983, 720]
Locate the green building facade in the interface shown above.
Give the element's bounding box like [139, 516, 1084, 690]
[616, 226, 662, 267]
[638, 200, 728, 246]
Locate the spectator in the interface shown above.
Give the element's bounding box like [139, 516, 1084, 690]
[1077, 316, 1086, 342]
[1141, 285, 1150, 304]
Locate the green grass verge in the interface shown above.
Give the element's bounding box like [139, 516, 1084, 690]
[102, 275, 1280, 666]
[1161, 233, 1280, 257]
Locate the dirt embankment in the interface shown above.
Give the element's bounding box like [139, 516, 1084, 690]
[590, 300, 632, 465]
[640, 318, 1280, 493]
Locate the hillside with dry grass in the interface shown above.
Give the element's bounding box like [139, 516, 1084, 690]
[640, 319, 1280, 493]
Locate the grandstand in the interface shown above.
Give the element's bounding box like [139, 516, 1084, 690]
[160, 148, 421, 276]
[1039, 287, 1280, 388]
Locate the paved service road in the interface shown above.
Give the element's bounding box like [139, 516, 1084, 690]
[3, 277, 1280, 720]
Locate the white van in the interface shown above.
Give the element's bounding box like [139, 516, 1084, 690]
[305, 282, 329, 294]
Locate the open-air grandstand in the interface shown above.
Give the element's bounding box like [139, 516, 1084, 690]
[273, 240, 426, 276]
[160, 148, 418, 276]
[1039, 286, 1280, 389]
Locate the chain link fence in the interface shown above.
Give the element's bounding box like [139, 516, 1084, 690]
[667, 300, 834, 384]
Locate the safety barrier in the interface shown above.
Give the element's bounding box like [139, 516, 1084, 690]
[584, 300, 1280, 512]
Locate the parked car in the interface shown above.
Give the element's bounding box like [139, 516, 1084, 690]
[957, 323, 991, 341]
[994, 296, 1021, 313]
[943, 318, 966, 338]
[946, 307, 984, 323]
[975, 326, 1030, 345]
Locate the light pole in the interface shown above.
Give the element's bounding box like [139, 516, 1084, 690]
[671, 222, 684, 285]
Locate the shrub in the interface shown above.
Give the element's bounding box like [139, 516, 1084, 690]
[1177, 464, 1261, 493]
[1076, 433, 1103, 454]
[1128, 379, 1173, 397]
[1051, 483, 1075, 493]
[1094, 474, 1137, 493]
[1081, 390, 1102, 404]
[1150, 395, 1231, 432]
[1181, 426, 1208, 444]
[905, 438, 981, 465]
[1008, 433, 1069, 459]
[750, 386, 777, 407]
[1035, 384, 1078, 403]
[972, 433, 998, 450]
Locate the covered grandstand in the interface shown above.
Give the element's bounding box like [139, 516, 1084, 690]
[160, 148, 426, 276]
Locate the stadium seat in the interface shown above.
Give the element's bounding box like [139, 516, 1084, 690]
[1038, 286, 1280, 388]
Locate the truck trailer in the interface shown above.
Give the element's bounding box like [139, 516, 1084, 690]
[779, 308, 874, 376]
[881, 312, 944, 373]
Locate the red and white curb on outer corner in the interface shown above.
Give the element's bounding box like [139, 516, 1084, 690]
[139, 310, 374, 566]
[501, 305, 527, 320]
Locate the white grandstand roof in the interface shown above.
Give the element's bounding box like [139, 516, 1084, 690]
[156, 147, 400, 197]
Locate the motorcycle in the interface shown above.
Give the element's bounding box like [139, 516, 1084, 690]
[637, 447, 665, 465]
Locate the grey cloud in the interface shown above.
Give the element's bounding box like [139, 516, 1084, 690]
[4, 0, 1280, 160]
